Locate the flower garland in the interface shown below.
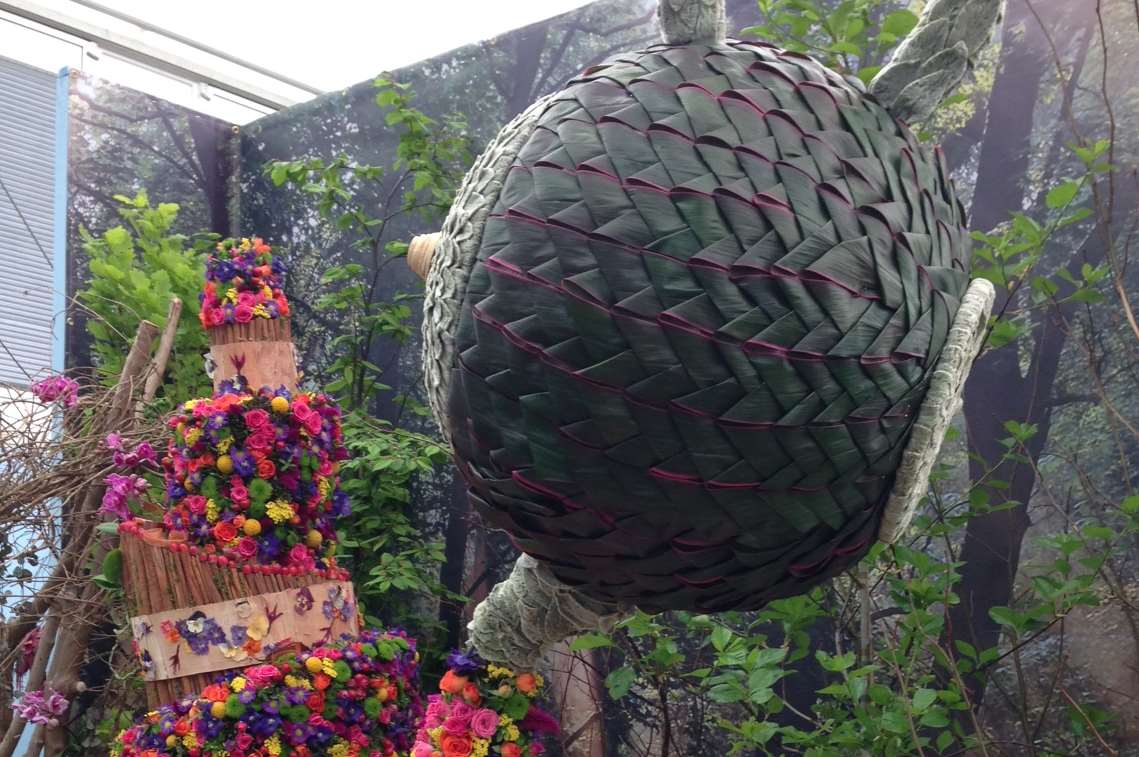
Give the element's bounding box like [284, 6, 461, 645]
[114, 629, 422, 757]
[199, 237, 289, 329]
[412, 652, 556, 757]
[162, 386, 349, 570]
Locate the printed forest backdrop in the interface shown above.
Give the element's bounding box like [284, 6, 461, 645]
[55, 0, 1139, 753]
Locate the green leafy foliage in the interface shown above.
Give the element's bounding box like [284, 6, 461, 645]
[77, 191, 216, 404]
[586, 485, 1133, 755]
[744, 0, 917, 83]
[267, 78, 471, 655]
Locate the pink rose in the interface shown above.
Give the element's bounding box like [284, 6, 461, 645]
[244, 409, 270, 429]
[443, 716, 471, 736]
[288, 543, 315, 568]
[413, 744, 435, 757]
[237, 292, 256, 308]
[185, 495, 207, 515]
[245, 431, 273, 453]
[237, 537, 258, 559]
[449, 701, 474, 723]
[229, 480, 249, 506]
[470, 709, 498, 739]
[208, 308, 226, 327]
[303, 413, 322, 435]
[244, 664, 281, 689]
[234, 304, 254, 323]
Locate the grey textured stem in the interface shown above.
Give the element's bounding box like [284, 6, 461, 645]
[870, 0, 1005, 123]
[421, 95, 555, 442]
[657, 0, 726, 45]
[468, 555, 630, 669]
[878, 278, 996, 543]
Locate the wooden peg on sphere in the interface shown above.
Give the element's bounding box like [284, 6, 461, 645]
[408, 233, 441, 280]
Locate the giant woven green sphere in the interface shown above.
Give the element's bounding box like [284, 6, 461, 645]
[444, 40, 971, 612]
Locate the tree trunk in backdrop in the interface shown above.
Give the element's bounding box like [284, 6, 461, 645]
[948, 0, 1098, 709]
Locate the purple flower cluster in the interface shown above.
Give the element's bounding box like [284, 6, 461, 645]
[107, 433, 157, 468]
[12, 687, 68, 726]
[30, 375, 78, 408]
[101, 473, 150, 521]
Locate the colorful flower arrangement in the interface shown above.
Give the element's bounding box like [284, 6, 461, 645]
[412, 652, 556, 757]
[114, 629, 422, 757]
[161, 385, 349, 570]
[199, 237, 289, 329]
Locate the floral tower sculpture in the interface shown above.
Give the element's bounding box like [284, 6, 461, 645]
[114, 239, 423, 757]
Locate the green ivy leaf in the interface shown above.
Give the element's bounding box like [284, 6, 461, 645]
[605, 666, 637, 700]
[570, 633, 613, 652]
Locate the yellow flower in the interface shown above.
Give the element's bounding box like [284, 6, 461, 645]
[262, 286, 273, 298]
[266, 500, 294, 524]
[226, 287, 239, 304]
[252, 304, 269, 318]
[487, 663, 514, 679]
[498, 714, 513, 727]
[264, 735, 282, 756]
[206, 499, 219, 523]
[322, 658, 338, 677]
[184, 428, 202, 446]
[284, 675, 312, 690]
[182, 734, 198, 749]
[428, 726, 444, 745]
[317, 477, 331, 500]
[505, 725, 520, 742]
[230, 676, 246, 692]
[472, 738, 490, 757]
[328, 743, 349, 757]
[217, 438, 232, 453]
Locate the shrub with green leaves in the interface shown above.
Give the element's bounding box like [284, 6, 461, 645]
[267, 77, 471, 657]
[77, 191, 216, 404]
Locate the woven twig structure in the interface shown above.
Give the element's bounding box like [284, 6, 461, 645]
[119, 523, 341, 707]
[445, 40, 973, 613]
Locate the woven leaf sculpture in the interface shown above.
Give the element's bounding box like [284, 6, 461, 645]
[412, 0, 1001, 662]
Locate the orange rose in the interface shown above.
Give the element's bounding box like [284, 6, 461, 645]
[212, 521, 237, 543]
[439, 670, 468, 695]
[256, 459, 276, 479]
[313, 673, 331, 690]
[501, 744, 521, 757]
[440, 733, 472, 757]
[461, 682, 481, 705]
[516, 673, 537, 694]
[202, 684, 229, 702]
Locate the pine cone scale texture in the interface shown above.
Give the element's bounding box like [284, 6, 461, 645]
[449, 41, 970, 612]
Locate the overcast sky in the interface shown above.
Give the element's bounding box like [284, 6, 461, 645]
[86, 0, 597, 92]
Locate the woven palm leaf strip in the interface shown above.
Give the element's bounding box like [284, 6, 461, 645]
[448, 41, 971, 613]
[423, 94, 558, 443]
